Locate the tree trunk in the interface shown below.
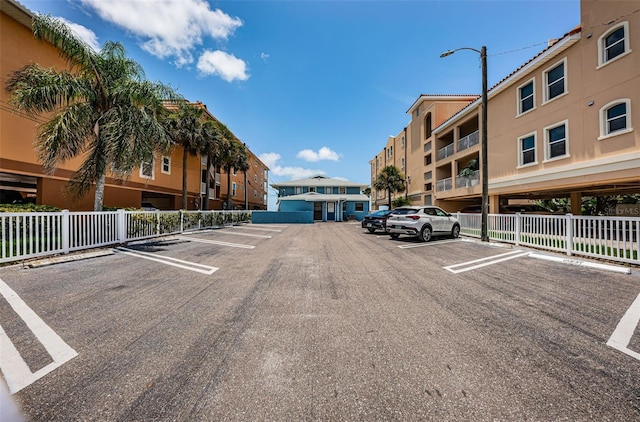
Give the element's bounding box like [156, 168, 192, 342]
[94, 172, 106, 211]
[182, 146, 188, 210]
[226, 167, 232, 210]
[203, 156, 211, 211]
[387, 188, 392, 210]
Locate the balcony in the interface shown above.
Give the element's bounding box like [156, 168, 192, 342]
[436, 177, 452, 192]
[455, 170, 480, 188]
[457, 130, 479, 152]
[437, 144, 454, 160]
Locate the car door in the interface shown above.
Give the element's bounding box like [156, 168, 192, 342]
[432, 207, 453, 233]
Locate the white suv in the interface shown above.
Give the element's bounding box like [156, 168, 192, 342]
[385, 206, 460, 242]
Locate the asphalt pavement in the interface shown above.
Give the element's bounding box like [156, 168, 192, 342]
[1, 222, 639, 421]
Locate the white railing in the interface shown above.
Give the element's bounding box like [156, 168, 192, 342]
[437, 144, 454, 160]
[1, 209, 252, 264]
[436, 177, 453, 192]
[456, 212, 640, 266]
[457, 130, 479, 151]
[455, 171, 480, 188]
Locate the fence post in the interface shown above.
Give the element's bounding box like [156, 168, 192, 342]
[62, 209, 70, 255]
[565, 213, 573, 256]
[117, 209, 126, 243]
[515, 213, 521, 246]
[180, 210, 184, 233]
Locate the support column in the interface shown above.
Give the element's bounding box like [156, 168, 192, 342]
[570, 192, 582, 215]
[489, 194, 500, 215]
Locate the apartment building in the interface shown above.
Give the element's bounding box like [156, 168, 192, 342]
[370, 0, 639, 214]
[370, 96, 477, 209]
[0, 0, 267, 211]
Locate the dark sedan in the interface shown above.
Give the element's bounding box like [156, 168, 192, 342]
[361, 209, 394, 233]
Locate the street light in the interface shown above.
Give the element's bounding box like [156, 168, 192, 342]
[440, 46, 489, 242]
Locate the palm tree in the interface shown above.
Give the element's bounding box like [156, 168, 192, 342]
[373, 165, 406, 210]
[163, 102, 206, 209]
[220, 140, 248, 210]
[200, 119, 232, 210]
[6, 15, 177, 210]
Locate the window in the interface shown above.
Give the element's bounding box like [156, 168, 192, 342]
[232, 167, 236, 176]
[424, 171, 432, 180]
[544, 121, 569, 161]
[517, 79, 535, 115]
[598, 23, 629, 67]
[401, 136, 405, 148]
[424, 154, 432, 166]
[388, 146, 393, 158]
[424, 141, 431, 152]
[254, 190, 257, 198]
[599, 99, 632, 139]
[339, 187, 346, 194]
[254, 175, 258, 182]
[543, 59, 566, 102]
[295, 187, 302, 195]
[425, 113, 432, 139]
[517, 132, 537, 167]
[309, 186, 316, 193]
[140, 157, 154, 179]
[401, 158, 405, 170]
[424, 183, 432, 191]
[325, 186, 332, 194]
[254, 159, 258, 167]
[232, 182, 237, 196]
[355, 203, 364, 212]
[161, 156, 171, 174]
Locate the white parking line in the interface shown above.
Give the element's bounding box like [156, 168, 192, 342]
[176, 236, 256, 249]
[205, 231, 271, 239]
[444, 250, 529, 274]
[232, 226, 282, 233]
[114, 247, 219, 274]
[607, 293, 640, 361]
[398, 239, 461, 249]
[0, 278, 78, 394]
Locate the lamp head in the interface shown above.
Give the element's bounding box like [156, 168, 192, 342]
[440, 50, 455, 58]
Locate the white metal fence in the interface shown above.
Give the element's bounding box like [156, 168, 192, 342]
[456, 213, 640, 266]
[0, 209, 251, 264]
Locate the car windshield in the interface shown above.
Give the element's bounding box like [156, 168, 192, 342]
[371, 210, 389, 216]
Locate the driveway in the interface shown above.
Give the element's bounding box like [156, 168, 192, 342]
[1, 222, 639, 421]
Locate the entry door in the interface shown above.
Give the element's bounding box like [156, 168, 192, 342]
[327, 202, 335, 221]
[314, 202, 323, 220]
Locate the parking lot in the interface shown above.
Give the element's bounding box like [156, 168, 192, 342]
[1, 222, 639, 421]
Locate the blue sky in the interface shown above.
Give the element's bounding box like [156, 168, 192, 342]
[18, 0, 580, 210]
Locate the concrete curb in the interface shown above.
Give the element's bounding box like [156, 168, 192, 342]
[528, 253, 632, 274]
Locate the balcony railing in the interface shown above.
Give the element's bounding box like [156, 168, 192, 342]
[437, 144, 454, 160]
[436, 177, 452, 192]
[457, 130, 479, 152]
[455, 170, 480, 188]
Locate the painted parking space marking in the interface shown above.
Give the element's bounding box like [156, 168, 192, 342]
[0, 278, 78, 394]
[115, 247, 219, 274]
[176, 236, 256, 249]
[398, 239, 461, 249]
[232, 226, 282, 233]
[444, 250, 529, 274]
[205, 231, 271, 239]
[607, 293, 640, 361]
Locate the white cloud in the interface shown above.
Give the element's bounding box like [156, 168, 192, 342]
[58, 17, 100, 51]
[297, 147, 340, 162]
[80, 0, 242, 68]
[197, 50, 248, 82]
[258, 152, 325, 180]
[260, 52, 270, 62]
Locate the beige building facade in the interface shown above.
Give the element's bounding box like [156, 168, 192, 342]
[370, 0, 639, 214]
[0, 0, 267, 211]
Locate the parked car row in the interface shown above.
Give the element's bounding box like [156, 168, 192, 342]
[362, 206, 461, 242]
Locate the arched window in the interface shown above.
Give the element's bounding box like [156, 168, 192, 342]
[599, 99, 632, 139]
[425, 113, 432, 139]
[598, 22, 630, 67]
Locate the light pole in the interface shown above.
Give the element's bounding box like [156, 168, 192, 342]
[440, 46, 489, 242]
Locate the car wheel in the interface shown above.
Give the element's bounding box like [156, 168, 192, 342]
[389, 233, 400, 239]
[419, 225, 432, 242]
[451, 224, 460, 238]
[367, 228, 376, 233]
